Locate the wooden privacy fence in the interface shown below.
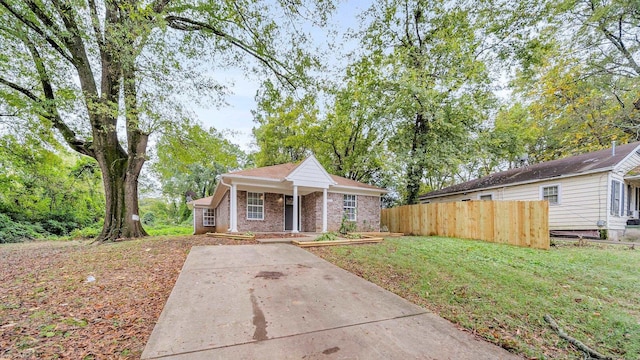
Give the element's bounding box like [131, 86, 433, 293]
[381, 201, 549, 250]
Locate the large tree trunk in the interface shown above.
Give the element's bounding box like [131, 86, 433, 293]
[95, 146, 147, 242]
[405, 112, 428, 205]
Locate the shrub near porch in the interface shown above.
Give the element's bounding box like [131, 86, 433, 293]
[309, 237, 640, 359]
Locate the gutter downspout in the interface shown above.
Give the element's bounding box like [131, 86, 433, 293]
[218, 175, 232, 232]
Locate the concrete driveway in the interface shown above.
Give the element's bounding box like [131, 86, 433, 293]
[142, 244, 520, 359]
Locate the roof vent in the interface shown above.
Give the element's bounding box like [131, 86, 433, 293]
[612, 141, 616, 156]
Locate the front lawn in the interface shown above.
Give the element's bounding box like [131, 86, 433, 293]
[309, 237, 640, 359]
[0, 235, 257, 359]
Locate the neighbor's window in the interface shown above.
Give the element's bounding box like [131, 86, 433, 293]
[479, 194, 493, 201]
[611, 180, 622, 216]
[343, 194, 357, 221]
[542, 185, 559, 204]
[203, 208, 215, 227]
[247, 192, 264, 220]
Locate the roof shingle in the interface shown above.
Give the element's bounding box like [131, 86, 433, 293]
[227, 161, 384, 191]
[421, 141, 640, 199]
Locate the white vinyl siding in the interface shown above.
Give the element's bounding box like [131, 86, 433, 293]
[422, 172, 610, 231]
[247, 192, 264, 220]
[203, 208, 215, 227]
[286, 157, 334, 188]
[343, 194, 357, 221]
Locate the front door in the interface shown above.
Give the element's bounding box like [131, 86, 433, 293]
[284, 195, 301, 231]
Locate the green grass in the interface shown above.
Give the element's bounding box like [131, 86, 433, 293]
[314, 237, 640, 359]
[144, 224, 192, 236]
[32, 223, 192, 240]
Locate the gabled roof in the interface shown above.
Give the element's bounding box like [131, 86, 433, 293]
[225, 157, 383, 191]
[195, 156, 386, 209]
[227, 163, 298, 180]
[285, 155, 336, 187]
[330, 175, 383, 190]
[420, 141, 640, 200]
[187, 195, 213, 207]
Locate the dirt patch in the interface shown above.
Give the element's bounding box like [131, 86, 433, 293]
[0, 235, 256, 359]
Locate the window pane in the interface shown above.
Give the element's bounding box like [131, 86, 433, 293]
[611, 181, 621, 216]
[247, 192, 264, 220]
[343, 194, 356, 221]
[543, 186, 558, 204]
[203, 208, 215, 226]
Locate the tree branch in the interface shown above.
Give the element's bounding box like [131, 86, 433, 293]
[49, 0, 99, 98]
[87, 0, 105, 50]
[165, 15, 296, 88]
[152, 0, 171, 13]
[598, 20, 640, 76]
[543, 314, 612, 360]
[0, 77, 40, 102]
[0, 0, 73, 62]
[25, 40, 95, 158]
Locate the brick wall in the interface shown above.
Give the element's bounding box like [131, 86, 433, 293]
[355, 194, 381, 231]
[326, 192, 343, 231]
[302, 192, 321, 232]
[193, 207, 217, 235]
[195, 189, 381, 234]
[326, 192, 381, 232]
[236, 191, 285, 232]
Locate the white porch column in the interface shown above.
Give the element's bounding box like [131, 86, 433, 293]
[322, 188, 328, 233]
[292, 185, 299, 233]
[230, 183, 238, 233]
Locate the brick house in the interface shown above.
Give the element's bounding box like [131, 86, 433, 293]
[188, 155, 387, 234]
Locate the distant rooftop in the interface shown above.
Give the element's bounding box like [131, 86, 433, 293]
[420, 141, 640, 200]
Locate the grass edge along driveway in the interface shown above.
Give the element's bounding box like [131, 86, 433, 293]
[309, 237, 640, 360]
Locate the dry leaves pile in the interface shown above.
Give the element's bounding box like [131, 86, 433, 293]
[0, 235, 256, 359]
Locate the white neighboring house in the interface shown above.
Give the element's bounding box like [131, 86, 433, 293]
[419, 141, 640, 240]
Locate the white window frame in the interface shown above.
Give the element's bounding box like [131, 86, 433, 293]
[540, 184, 561, 205]
[610, 180, 623, 217]
[343, 194, 357, 221]
[247, 192, 264, 220]
[478, 193, 493, 200]
[203, 208, 216, 227]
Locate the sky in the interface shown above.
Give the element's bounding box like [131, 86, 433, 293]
[193, 1, 372, 152]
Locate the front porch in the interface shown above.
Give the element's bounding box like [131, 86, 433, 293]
[228, 185, 331, 234]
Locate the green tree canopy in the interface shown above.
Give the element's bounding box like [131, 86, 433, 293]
[0, 0, 336, 241]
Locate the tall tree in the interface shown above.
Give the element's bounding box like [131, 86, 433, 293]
[252, 58, 390, 184]
[490, 0, 640, 157]
[152, 119, 244, 200]
[0, 0, 334, 241]
[252, 81, 316, 167]
[361, 0, 494, 203]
